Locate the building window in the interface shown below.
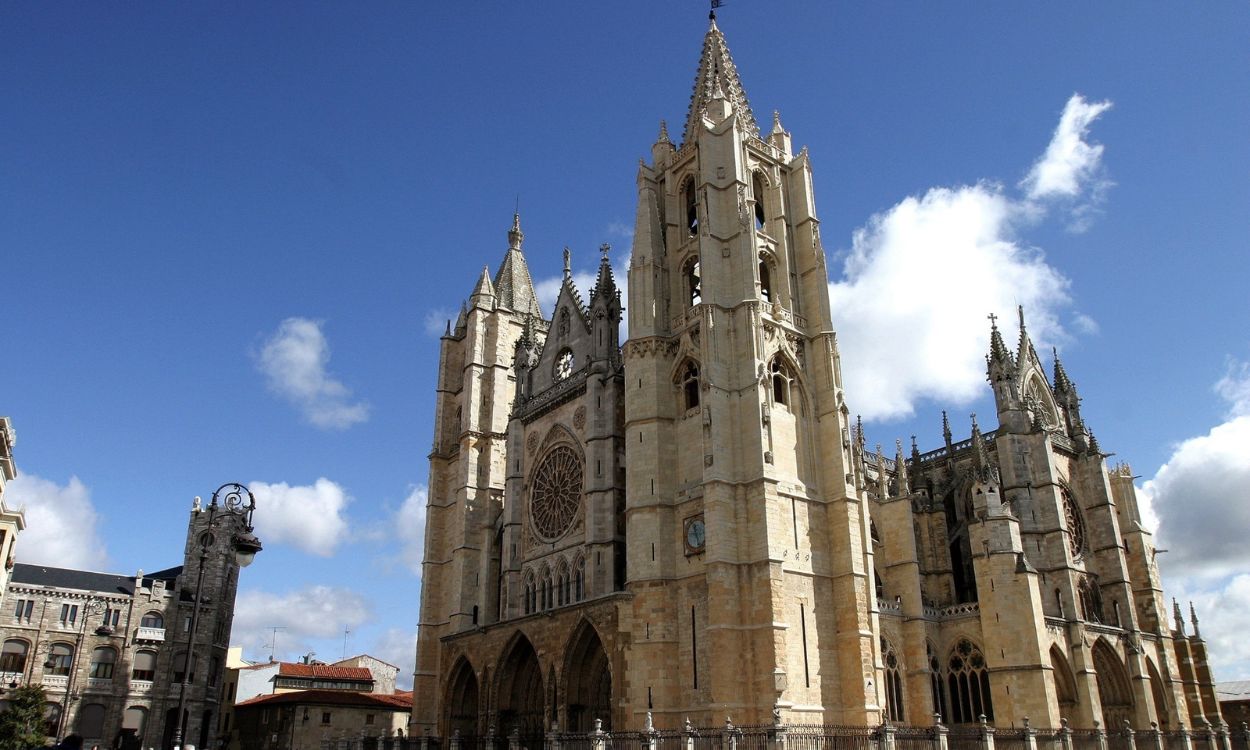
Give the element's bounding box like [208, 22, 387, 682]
[771, 358, 792, 407]
[882, 638, 905, 723]
[684, 258, 702, 306]
[78, 703, 107, 738]
[44, 702, 62, 738]
[59, 604, 79, 627]
[554, 349, 574, 381]
[575, 558, 585, 601]
[182, 614, 192, 633]
[928, 643, 947, 723]
[683, 176, 698, 236]
[681, 362, 701, 411]
[173, 652, 196, 684]
[12, 599, 33, 624]
[321, 712, 332, 725]
[101, 607, 121, 629]
[1, 639, 28, 673]
[132, 650, 157, 682]
[89, 647, 116, 679]
[752, 173, 766, 230]
[140, 612, 163, 629]
[46, 643, 73, 676]
[946, 639, 993, 723]
[759, 256, 773, 303]
[365, 714, 375, 725]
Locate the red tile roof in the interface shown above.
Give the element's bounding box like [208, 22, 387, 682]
[276, 663, 374, 681]
[236, 690, 412, 709]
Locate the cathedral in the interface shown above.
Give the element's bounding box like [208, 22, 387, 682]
[411, 15, 1221, 738]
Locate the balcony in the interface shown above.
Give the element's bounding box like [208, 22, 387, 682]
[42, 674, 69, 688]
[85, 677, 113, 691]
[129, 680, 154, 693]
[135, 626, 165, 642]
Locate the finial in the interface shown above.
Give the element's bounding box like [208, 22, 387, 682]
[987, 312, 998, 329]
[508, 211, 524, 250]
[1018, 304, 1026, 331]
[563, 246, 572, 277]
[1190, 602, 1201, 638]
[1173, 598, 1187, 636]
[970, 412, 979, 432]
[657, 119, 670, 143]
[942, 410, 953, 445]
[600, 243, 611, 260]
[771, 110, 783, 134]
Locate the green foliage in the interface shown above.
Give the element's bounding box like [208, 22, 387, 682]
[0, 685, 49, 750]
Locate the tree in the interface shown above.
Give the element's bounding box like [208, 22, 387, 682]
[0, 684, 49, 750]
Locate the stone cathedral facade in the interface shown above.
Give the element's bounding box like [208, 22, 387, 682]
[412, 16, 1221, 738]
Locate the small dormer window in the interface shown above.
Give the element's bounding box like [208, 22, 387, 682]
[554, 349, 574, 381]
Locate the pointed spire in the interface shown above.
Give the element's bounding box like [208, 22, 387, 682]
[855, 415, 866, 454]
[988, 312, 1013, 368]
[771, 110, 784, 135]
[1173, 599, 1187, 637]
[875, 444, 889, 497]
[1052, 347, 1075, 394]
[471, 265, 495, 305]
[563, 247, 572, 278]
[970, 413, 991, 473]
[942, 410, 953, 448]
[493, 214, 543, 318]
[1190, 602, 1201, 639]
[911, 434, 921, 464]
[591, 243, 618, 303]
[657, 119, 671, 144]
[895, 439, 910, 496]
[454, 300, 468, 334]
[683, 15, 758, 142]
[1016, 305, 1040, 365]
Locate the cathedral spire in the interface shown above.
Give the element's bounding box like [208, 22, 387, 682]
[470, 265, 495, 309]
[987, 312, 1014, 373]
[590, 243, 619, 304]
[683, 14, 758, 143]
[895, 439, 911, 496]
[493, 213, 543, 318]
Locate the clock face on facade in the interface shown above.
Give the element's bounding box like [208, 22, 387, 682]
[530, 445, 583, 541]
[554, 350, 574, 381]
[684, 516, 706, 553]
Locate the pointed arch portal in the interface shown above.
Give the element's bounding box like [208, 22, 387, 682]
[563, 622, 612, 732]
[1093, 639, 1134, 729]
[497, 635, 545, 736]
[445, 658, 480, 742]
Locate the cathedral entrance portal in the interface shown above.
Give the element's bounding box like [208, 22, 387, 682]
[563, 621, 612, 731]
[497, 635, 545, 737]
[446, 658, 480, 742]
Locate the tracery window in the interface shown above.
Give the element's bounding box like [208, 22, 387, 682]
[928, 643, 947, 724]
[771, 358, 792, 407]
[681, 361, 701, 411]
[554, 349, 575, 381]
[946, 639, 993, 723]
[882, 638, 905, 723]
[575, 557, 586, 601]
[1061, 488, 1086, 558]
[1079, 575, 1104, 624]
[530, 445, 583, 541]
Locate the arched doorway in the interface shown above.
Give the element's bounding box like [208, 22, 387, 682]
[1092, 640, 1134, 728]
[1050, 646, 1078, 717]
[497, 634, 544, 737]
[446, 657, 480, 742]
[1146, 658, 1170, 728]
[563, 622, 612, 731]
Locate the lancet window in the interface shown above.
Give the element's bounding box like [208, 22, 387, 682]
[771, 358, 793, 407]
[752, 172, 767, 229]
[683, 176, 698, 235]
[882, 637, 905, 723]
[684, 257, 702, 307]
[681, 361, 701, 412]
[759, 254, 773, 303]
[946, 639, 993, 723]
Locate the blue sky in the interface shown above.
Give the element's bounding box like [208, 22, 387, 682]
[4, 2, 1249, 685]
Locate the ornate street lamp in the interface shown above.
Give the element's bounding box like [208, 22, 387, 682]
[172, 483, 262, 750]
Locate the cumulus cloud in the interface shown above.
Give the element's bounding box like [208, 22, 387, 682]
[257, 317, 369, 429]
[1022, 94, 1113, 201]
[1138, 356, 1250, 680]
[232, 584, 372, 666]
[7, 474, 109, 570]
[249, 478, 352, 557]
[829, 94, 1112, 422]
[370, 627, 418, 690]
[423, 308, 456, 338]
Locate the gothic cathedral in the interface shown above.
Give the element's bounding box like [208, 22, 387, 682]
[412, 16, 1220, 738]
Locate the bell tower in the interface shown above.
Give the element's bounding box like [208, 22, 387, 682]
[622, 13, 882, 725]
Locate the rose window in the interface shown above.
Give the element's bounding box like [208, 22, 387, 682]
[530, 445, 583, 540]
[1062, 489, 1085, 557]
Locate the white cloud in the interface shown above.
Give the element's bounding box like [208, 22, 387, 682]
[829, 94, 1114, 422]
[606, 221, 634, 240]
[249, 478, 352, 557]
[829, 184, 1072, 421]
[534, 271, 599, 318]
[423, 308, 456, 338]
[1138, 357, 1250, 681]
[394, 484, 427, 577]
[232, 584, 372, 664]
[7, 474, 109, 570]
[1022, 94, 1113, 202]
[257, 317, 369, 430]
[370, 627, 417, 690]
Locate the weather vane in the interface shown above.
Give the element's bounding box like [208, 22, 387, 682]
[710, 0, 724, 20]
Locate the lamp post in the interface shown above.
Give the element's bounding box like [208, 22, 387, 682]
[171, 483, 262, 750]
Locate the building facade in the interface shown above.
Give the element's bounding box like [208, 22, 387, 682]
[0, 494, 251, 750]
[233, 690, 412, 750]
[412, 16, 1222, 739]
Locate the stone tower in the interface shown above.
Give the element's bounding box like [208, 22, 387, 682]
[621, 14, 879, 725]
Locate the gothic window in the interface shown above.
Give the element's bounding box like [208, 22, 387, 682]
[928, 643, 947, 723]
[554, 349, 575, 381]
[575, 557, 586, 601]
[1061, 488, 1086, 558]
[1079, 575, 1104, 624]
[1026, 377, 1057, 428]
[875, 569, 885, 600]
[771, 358, 792, 407]
[759, 254, 773, 303]
[946, 639, 993, 723]
[882, 638, 905, 723]
[752, 172, 766, 229]
[530, 445, 583, 541]
[684, 257, 702, 306]
[89, 647, 116, 679]
[523, 573, 535, 615]
[683, 176, 698, 235]
[0, 639, 28, 673]
[132, 650, 157, 681]
[46, 643, 73, 676]
[681, 361, 701, 411]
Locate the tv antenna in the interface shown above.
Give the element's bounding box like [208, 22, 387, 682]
[267, 626, 287, 662]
